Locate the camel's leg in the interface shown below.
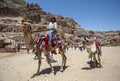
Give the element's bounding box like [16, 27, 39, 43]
[60, 51, 64, 72]
[27, 48, 29, 54]
[89, 53, 92, 61]
[36, 48, 42, 74]
[90, 56, 92, 62]
[34, 48, 38, 60]
[93, 53, 97, 68]
[62, 51, 67, 67]
[59, 49, 67, 71]
[97, 54, 102, 67]
[44, 50, 54, 71]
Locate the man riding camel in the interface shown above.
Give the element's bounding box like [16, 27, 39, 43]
[47, 17, 58, 45]
[47, 17, 58, 62]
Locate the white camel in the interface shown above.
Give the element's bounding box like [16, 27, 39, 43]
[83, 40, 102, 68]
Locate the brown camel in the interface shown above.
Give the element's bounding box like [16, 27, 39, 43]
[22, 25, 67, 75]
[21, 22, 35, 53]
[35, 33, 67, 75]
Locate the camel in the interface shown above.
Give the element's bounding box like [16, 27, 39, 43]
[83, 40, 102, 68]
[35, 33, 67, 75]
[21, 23, 67, 74]
[21, 22, 35, 53]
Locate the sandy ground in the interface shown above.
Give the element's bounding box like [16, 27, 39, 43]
[0, 46, 120, 81]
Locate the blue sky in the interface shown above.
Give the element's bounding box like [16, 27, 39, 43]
[25, 0, 120, 31]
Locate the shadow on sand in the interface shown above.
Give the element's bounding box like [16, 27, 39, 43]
[81, 61, 101, 70]
[31, 66, 69, 78]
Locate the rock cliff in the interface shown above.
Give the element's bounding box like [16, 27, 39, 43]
[0, 0, 120, 50]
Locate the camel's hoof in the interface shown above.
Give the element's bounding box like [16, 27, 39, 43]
[92, 65, 96, 68]
[60, 67, 64, 72]
[92, 66, 95, 68]
[60, 69, 63, 72]
[99, 65, 103, 68]
[36, 72, 40, 75]
[51, 68, 54, 73]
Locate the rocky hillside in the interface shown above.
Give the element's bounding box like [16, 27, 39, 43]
[87, 30, 120, 46]
[0, 0, 26, 17]
[0, 0, 120, 49]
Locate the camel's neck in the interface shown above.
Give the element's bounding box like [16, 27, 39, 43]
[84, 41, 97, 53]
[91, 41, 96, 48]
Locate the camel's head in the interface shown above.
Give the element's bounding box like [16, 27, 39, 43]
[85, 46, 91, 53]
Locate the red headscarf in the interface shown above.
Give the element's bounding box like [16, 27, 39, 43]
[50, 17, 56, 22]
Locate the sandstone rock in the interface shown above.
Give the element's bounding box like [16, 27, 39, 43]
[0, 0, 120, 47]
[0, 0, 26, 17]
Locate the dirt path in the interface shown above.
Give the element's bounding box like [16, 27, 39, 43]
[0, 50, 26, 59]
[0, 47, 120, 81]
